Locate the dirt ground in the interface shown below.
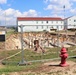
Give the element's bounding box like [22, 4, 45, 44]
[1, 32, 76, 75]
[1, 60, 76, 75]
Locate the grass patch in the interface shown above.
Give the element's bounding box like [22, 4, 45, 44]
[1, 46, 76, 65]
[0, 62, 42, 73]
[0, 46, 76, 72]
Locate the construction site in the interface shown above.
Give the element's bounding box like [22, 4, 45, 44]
[0, 28, 76, 75]
[5, 30, 76, 50]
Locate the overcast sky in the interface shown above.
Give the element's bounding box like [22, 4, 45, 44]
[0, 0, 76, 26]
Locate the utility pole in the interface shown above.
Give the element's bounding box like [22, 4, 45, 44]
[75, 32, 76, 43]
[63, 5, 67, 41]
[63, 5, 66, 30]
[57, 26, 59, 47]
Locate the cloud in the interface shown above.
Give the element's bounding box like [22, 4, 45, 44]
[70, 8, 76, 14]
[5, 8, 39, 17]
[0, 8, 39, 26]
[0, 0, 7, 4]
[44, 0, 75, 17]
[23, 9, 39, 17]
[45, 0, 72, 10]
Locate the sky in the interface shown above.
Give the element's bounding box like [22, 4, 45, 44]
[0, 0, 76, 26]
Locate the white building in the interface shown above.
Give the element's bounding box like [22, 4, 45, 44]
[64, 16, 76, 29]
[17, 17, 64, 32]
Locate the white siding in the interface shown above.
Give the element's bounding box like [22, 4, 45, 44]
[67, 16, 76, 29]
[18, 20, 64, 32]
[18, 21, 63, 25]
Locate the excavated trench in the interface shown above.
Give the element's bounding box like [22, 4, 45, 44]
[3, 32, 76, 50]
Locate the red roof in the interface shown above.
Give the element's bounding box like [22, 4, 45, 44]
[17, 17, 63, 21]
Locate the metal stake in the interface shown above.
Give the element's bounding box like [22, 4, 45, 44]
[18, 25, 27, 65]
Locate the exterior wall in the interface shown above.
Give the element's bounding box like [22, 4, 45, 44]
[18, 20, 64, 32]
[18, 21, 63, 25]
[66, 16, 76, 29]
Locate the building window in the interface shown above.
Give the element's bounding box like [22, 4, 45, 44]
[57, 26, 58, 29]
[46, 21, 48, 23]
[61, 26, 63, 28]
[61, 21, 62, 23]
[36, 21, 38, 24]
[51, 21, 53, 23]
[51, 26, 53, 29]
[56, 21, 58, 23]
[36, 26, 38, 29]
[47, 26, 48, 28]
[69, 19, 71, 21]
[42, 26, 43, 29]
[74, 24, 76, 27]
[74, 20, 76, 22]
[42, 21, 43, 23]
